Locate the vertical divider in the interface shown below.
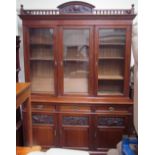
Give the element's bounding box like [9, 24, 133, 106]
[57, 26, 64, 96]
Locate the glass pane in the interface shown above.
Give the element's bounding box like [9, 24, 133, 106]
[98, 29, 126, 95]
[63, 29, 89, 94]
[29, 28, 54, 94]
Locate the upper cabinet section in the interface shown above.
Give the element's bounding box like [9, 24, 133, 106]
[19, 1, 136, 99]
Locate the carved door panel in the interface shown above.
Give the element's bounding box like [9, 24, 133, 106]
[59, 113, 91, 150]
[95, 115, 126, 149]
[32, 112, 56, 149]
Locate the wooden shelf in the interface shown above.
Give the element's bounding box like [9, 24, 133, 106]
[30, 58, 54, 61]
[64, 58, 88, 62]
[99, 43, 125, 46]
[98, 56, 124, 60]
[32, 90, 55, 94]
[30, 43, 53, 47]
[98, 75, 124, 80]
[98, 92, 123, 96]
[97, 90, 123, 95]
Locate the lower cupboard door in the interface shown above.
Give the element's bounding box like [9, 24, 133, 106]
[96, 127, 125, 149]
[61, 126, 90, 150]
[32, 126, 55, 148]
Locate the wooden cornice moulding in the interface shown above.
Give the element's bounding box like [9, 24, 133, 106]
[19, 1, 136, 19]
[57, 1, 95, 14]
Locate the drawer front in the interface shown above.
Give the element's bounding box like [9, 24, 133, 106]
[95, 105, 132, 113]
[59, 105, 91, 112]
[32, 103, 55, 112]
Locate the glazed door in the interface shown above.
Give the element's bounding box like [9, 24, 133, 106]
[60, 27, 93, 96]
[28, 28, 57, 95]
[95, 27, 131, 96]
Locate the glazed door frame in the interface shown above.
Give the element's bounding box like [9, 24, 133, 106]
[23, 24, 58, 95]
[94, 25, 132, 97]
[58, 26, 94, 96]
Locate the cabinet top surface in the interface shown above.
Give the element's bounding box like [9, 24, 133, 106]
[31, 95, 133, 104]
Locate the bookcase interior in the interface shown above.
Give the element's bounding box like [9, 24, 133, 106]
[30, 61, 54, 93]
[98, 80, 124, 95]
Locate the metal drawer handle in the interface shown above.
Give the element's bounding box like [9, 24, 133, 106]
[108, 107, 115, 111]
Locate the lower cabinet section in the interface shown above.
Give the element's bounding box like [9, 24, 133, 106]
[29, 102, 133, 151]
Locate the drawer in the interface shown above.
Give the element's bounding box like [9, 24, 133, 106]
[59, 105, 91, 112]
[32, 103, 55, 112]
[95, 105, 132, 113]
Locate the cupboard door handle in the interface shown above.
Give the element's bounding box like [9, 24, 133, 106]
[94, 132, 97, 138]
[54, 130, 56, 137]
[54, 61, 57, 66]
[60, 61, 63, 66]
[108, 107, 115, 111]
